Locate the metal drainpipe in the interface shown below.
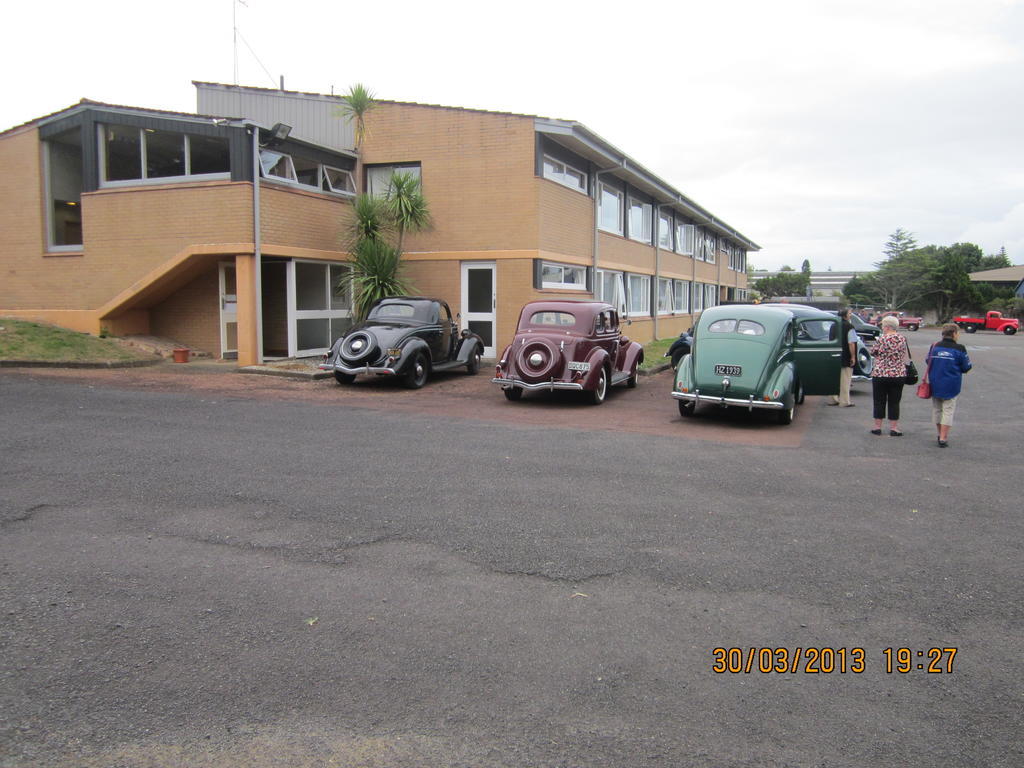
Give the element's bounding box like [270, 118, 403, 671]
[252, 127, 263, 363]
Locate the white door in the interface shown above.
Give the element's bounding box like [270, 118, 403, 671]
[219, 262, 238, 359]
[461, 262, 496, 358]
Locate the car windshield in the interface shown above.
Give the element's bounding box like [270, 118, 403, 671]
[371, 303, 417, 319]
[707, 319, 765, 335]
[529, 311, 576, 327]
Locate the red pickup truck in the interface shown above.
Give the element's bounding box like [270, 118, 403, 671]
[876, 311, 923, 331]
[953, 311, 1019, 335]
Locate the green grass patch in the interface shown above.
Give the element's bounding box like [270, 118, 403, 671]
[639, 337, 676, 371]
[0, 318, 152, 362]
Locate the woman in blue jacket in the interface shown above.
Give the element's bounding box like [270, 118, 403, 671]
[927, 324, 972, 447]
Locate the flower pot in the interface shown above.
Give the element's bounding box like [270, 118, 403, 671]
[172, 348, 191, 363]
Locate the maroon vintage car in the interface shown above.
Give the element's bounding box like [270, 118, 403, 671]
[492, 300, 644, 404]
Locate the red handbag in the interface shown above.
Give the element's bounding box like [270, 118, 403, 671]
[916, 343, 935, 398]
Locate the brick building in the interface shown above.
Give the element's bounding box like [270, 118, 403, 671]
[1, 83, 757, 365]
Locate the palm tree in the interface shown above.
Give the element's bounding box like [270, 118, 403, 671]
[385, 171, 432, 253]
[338, 83, 375, 150]
[348, 193, 391, 247]
[338, 237, 412, 322]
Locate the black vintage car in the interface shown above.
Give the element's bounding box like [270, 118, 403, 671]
[664, 330, 694, 368]
[319, 297, 484, 388]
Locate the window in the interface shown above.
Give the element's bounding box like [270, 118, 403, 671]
[658, 211, 673, 249]
[367, 163, 421, 197]
[596, 269, 626, 314]
[628, 274, 651, 315]
[675, 222, 695, 255]
[703, 232, 717, 264]
[541, 261, 587, 290]
[693, 282, 705, 312]
[530, 311, 577, 326]
[260, 149, 297, 182]
[259, 151, 354, 196]
[44, 128, 83, 249]
[657, 278, 673, 314]
[673, 280, 690, 313]
[598, 183, 623, 234]
[323, 166, 355, 194]
[100, 124, 230, 184]
[542, 154, 587, 193]
[705, 283, 718, 308]
[628, 198, 652, 243]
[293, 261, 353, 355]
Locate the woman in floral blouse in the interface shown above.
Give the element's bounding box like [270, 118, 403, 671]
[870, 315, 910, 436]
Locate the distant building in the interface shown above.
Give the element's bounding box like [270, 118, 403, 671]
[749, 270, 860, 297]
[968, 265, 1024, 298]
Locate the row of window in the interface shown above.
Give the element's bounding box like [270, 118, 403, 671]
[541, 152, 747, 271]
[592, 266, 720, 317]
[259, 149, 355, 195]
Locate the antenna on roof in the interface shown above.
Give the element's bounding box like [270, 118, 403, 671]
[233, 0, 248, 85]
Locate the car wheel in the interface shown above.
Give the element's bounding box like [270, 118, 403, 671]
[626, 361, 638, 388]
[777, 390, 796, 425]
[795, 380, 805, 404]
[678, 399, 695, 418]
[965, 324, 977, 333]
[503, 387, 522, 401]
[588, 367, 608, 405]
[466, 348, 481, 374]
[1003, 326, 1016, 335]
[907, 324, 919, 331]
[333, 372, 356, 385]
[857, 348, 873, 377]
[402, 353, 429, 389]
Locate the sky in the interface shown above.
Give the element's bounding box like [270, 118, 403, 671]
[5, 0, 1022, 272]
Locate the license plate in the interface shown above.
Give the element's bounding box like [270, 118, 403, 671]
[387, 348, 403, 357]
[715, 364, 742, 376]
[567, 361, 591, 372]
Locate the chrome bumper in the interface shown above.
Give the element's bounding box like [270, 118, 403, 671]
[491, 377, 584, 392]
[319, 361, 397, 376]
[672, 390, 785, 411]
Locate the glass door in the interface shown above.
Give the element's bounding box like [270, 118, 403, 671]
[219, 262, 238, 359]
[461, 262, 495, 358]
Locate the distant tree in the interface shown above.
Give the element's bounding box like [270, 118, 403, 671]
[800, 259, 812, 275]
[930, 244, 983, 320]
[754, 271, 810, 299]
[883, 228, 918, 261]
[977, 247, 1012, 272]
[779, 264, 795, 272]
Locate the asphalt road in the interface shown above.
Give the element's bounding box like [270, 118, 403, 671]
[1, 332, 1021, 767]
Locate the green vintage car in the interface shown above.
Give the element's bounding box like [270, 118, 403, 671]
[671, 304, 842, 424]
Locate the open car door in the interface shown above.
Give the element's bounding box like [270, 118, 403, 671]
[793, 317, 842, 395]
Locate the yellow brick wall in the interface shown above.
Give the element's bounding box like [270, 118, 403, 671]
[55, 182, 251, 310]
[403, 261, 461, 313]
[260, 184, 354, 252]
[538, 179, 593, 259]
[151, 267, 220, 355]
[361, 104, 539, 253]
[0, 128, 52, 308]
[597, 232, 660, 273]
